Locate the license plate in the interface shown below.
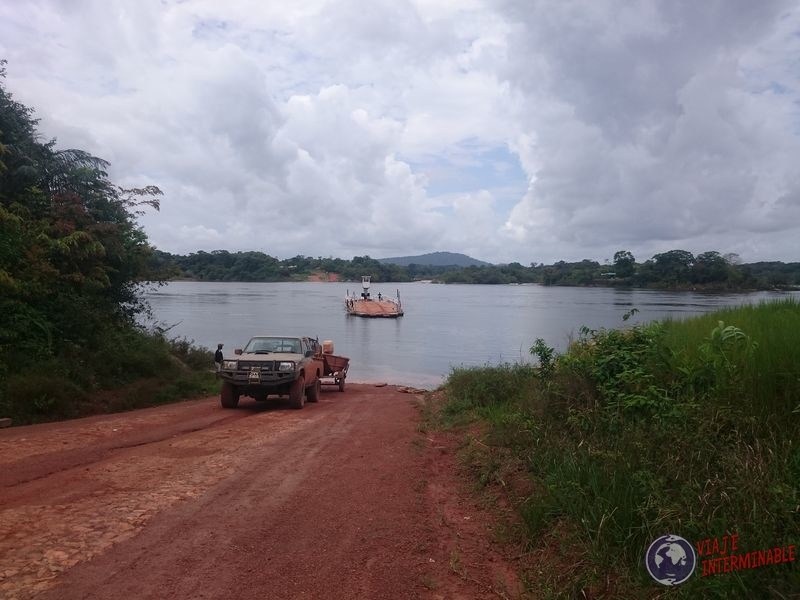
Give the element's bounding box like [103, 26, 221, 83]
[249, 367, 261, 382]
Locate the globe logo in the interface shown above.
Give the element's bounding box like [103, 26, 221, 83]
[645, 534, 696, 585]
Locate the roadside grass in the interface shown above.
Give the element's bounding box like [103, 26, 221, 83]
[103, 372, 219, 413]
[0, 328, 217, 425]
[433, 298, 800, 598]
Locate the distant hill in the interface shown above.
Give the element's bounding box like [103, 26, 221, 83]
[377, 251, 491, 267]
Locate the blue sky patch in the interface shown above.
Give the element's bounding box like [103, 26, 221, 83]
[404, 143, 528, 211]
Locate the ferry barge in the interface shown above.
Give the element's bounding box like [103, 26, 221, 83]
[345, 276, 404, 318]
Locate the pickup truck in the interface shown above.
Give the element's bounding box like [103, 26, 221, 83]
[217, 335, 324, 409]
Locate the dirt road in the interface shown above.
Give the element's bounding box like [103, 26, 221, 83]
[0, 385, 522, 599]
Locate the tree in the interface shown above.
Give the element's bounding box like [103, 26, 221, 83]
[692, 251, 730, 284]
[0, 65, 161, 373]
[612, 250, 636, 278]
[650, 250, 695, 285]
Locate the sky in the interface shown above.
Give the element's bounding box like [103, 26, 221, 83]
[1, 0, 799, 265]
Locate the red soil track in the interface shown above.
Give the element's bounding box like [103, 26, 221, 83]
[0, 385, 522, 599]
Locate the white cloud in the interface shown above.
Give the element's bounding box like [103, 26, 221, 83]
[1, 0, 799, 264]
[500, 0, 800, 262]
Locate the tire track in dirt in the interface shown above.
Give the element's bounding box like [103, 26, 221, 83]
[1, 398, 332, 598]
[0, 399, 253, 488]
[1, 385, 525, 600]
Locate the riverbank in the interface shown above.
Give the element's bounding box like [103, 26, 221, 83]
[432, 298, 799, 597]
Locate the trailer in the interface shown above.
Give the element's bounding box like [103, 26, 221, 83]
[321, 352, 349, 392]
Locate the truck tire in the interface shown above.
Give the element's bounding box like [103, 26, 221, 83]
[220, 382, 240, 408]
[289, 375, 305, 409]
[307, 378, 320, 403]
[338, 378, 345, 392]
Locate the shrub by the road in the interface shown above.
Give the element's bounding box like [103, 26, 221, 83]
[439, 298, 799, 598]
[0, 329, 217, 425]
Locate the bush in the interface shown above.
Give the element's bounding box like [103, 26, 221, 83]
[0, 325, 216, 424]
[439, 300, 800, 597]
[1, 374, 88, 424]
[167, 337, 213, 371]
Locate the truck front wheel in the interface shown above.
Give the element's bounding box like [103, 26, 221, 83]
[220, 382, 240, 408]
[289, 375, 305, 409]
[307, 378, 320, 403]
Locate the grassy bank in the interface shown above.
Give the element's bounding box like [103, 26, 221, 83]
[0, 329, 218, 426]
[432, 298, 799, 598]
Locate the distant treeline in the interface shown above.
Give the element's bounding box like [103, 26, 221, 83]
[150, 249, 800, 289]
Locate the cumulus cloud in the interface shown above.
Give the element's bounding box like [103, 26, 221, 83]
[1, 0, 799, 263]
[501, 0, 800, 262]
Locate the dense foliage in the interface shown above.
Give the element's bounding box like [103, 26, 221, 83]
[152, 250, 418, 282]
[0, 63, 214, 423]
[151, 248, 800, 290]
[436, 299, 799, 597]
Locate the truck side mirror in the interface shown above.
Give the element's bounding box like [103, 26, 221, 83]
[234, 349, 243, 355]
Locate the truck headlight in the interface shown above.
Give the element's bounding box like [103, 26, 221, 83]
[223, 360, 238, 370]
[278, 361, 295, 372]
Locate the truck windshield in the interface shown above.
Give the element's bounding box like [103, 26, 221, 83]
[244, 337, 302, 354]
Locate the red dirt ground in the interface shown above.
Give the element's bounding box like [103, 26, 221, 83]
[306, 272, 340, 282]
[0, 384, 524, 599]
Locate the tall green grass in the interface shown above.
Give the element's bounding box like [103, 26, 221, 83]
[0, 328, 217, 425]
[439, 299, 800, 598]
[660, 298, 800, 416]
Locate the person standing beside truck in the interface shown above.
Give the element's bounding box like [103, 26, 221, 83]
[214, 343, 224, 372]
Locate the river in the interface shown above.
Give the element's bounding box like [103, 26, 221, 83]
[141, 282, 796, 388]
